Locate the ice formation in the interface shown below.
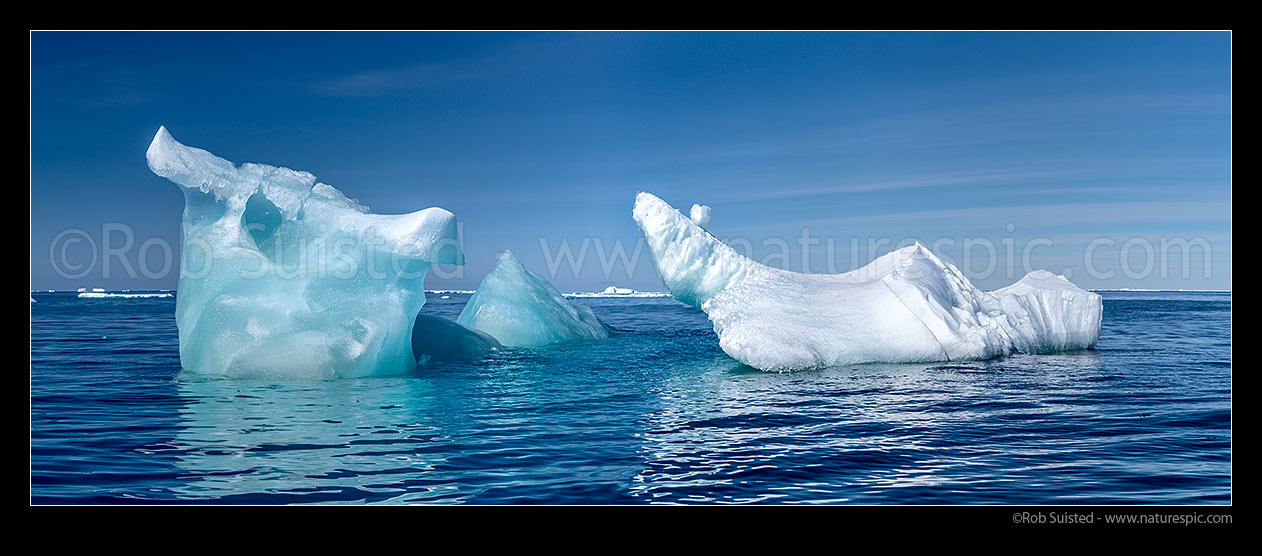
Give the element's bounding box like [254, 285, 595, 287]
[689, 204, 712, 227]
[411, 314, 501, 363]
[147, 127, 463, 379]
[78, 292, 174, 299]
[632, 192, 1102, 372]
[457, 251, 614, 346]
[566, 286, 670, 298]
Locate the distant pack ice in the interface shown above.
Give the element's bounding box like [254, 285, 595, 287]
[632, 192, 1102, 372]
[458, 251, 614, 346]
[147, 127, 463, 378]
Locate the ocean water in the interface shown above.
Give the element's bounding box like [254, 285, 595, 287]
[30, 290, 1231, 504]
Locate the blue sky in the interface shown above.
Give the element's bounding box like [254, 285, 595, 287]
[30, 31, 1231, 292]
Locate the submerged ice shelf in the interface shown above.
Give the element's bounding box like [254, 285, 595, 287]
[412, 314, 501, 363]
[458, 251, 614, 347]
[147, 127, 463, 378]
[632, 192, 1102, 372]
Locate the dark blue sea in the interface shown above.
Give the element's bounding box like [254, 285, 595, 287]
[30, 290, 1231, 504]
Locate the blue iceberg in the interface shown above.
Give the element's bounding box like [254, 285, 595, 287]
[457, 251, 614, 346]
[147, 127, 463, 379]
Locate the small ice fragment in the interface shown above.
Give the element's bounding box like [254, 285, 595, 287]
[689, 204, 712, 227]
[457, 251, 614, 346]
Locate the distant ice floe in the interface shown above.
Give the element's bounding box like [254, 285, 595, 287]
[73, 286, 173, 299]
[1089, 288, 1230, 293]
[78, 292, 174, 299]
[566, 286, 671, 298]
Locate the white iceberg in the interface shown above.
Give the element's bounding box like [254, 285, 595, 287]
[566, 286, 671, 298]
[78, 292, 174, 299]
[147, 127, 463, 379]
[632, 192, 1102, 372]
[457, 251, 614, 346]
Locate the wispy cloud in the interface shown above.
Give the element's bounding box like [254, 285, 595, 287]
[624, 92, 1230, 176]
[712, 168, 1094, 202]
[314, 61, 517, 97]
[32, 62, 160, 107]
[726, 201, 1230, 234]
[645, 158, 1227, 204]
[311, 36, 585, 97]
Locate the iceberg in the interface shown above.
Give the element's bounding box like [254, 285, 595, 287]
[632, 192, 1102, 372]
[78, 292, 174, 299]
[147, 127, 463, 379]
[457, 251, 614, 346]
[566, 286, 671, 298]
